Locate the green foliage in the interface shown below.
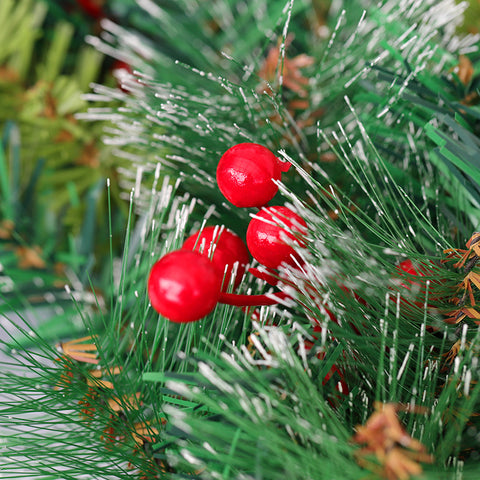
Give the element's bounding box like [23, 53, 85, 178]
[0, 0, 126, 238]
[0, 121, 107, 346]
[161, 337, 362, 480]
[1, 0, 480, 479]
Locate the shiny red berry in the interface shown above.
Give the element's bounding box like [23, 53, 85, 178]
[182, 226, 249, 291]
[216, 143, 291, 208]
[246, 206, 307, 269]
[148, 250, 222, 323]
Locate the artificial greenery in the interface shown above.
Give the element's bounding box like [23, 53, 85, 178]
[1, 0, 480, 479]
[0, 0, 133, 245]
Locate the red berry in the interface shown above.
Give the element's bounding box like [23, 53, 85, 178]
[246, 206, 307, 269]
[148, 250, 222, 323]
[76, 0, 105, 18]
[216, 143, 290, 208]
[398, 259, 419, 276]
[182, 226, 249, 291]
[396, 259, 428, 291]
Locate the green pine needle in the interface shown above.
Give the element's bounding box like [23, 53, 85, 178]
[2, 1, 480, 479]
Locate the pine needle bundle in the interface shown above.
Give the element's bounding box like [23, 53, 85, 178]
[1, 1, 480, 479]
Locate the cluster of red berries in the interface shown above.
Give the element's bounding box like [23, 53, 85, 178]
[148, 143, 307, 323]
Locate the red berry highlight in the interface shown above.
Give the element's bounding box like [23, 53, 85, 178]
[182, 226, 249, 290]
[246, 206, 307, 269]
[148, 250, 222, 323]
[216, 143, 290, 208]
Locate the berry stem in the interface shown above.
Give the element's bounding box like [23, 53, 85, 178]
[218, 291, 289, 306]
[278, 159, 291, 172]
[248, 267, 280, 286]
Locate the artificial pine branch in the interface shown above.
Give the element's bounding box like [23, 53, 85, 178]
[0, 0, 130, 241]
[0, 0, 135, 346]
[1, 1, 480, 479]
